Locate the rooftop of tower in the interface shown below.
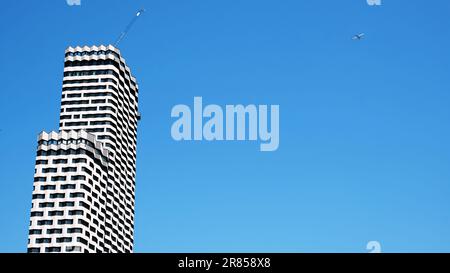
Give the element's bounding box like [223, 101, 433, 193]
[64, 44, 137, 85]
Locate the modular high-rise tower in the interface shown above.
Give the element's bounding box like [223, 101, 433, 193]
[27, 45, 140, 253]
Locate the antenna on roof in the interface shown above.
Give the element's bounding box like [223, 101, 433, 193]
[114, 9, 146, 47]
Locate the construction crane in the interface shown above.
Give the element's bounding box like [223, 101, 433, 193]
[114, 9, 146, 47]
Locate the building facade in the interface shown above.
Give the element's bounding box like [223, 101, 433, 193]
[27, 45, 140, 253]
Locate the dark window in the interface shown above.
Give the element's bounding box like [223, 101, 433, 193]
[34, 177, 46, 182]
[77, 237, 88, 245]
[67, 228, 82, 234]
[32, 194, 45, 199]
[70, 192, 85, 198]
[41, 185, 56, 190]
[42, 168, 57, 173]
[37, 220, 53, 225]
[47, 228, 63, 234]
[50, 193, 65, 199]
[51, 176, 66, 182]
[78, 219, 89, 227]
[29, 229, 42, 235]
[69, 210, 84, 216]
[39, 202, 54, 208]
[71, 175, 86, 181]
[48, 210, 64, 216]
[30, 211, 44, 217]
[36, 238, 51, 244]
[35, 160, 48, 165]
[67, 93, 83, 98]
[66, 246, 82, 252]
[53, 159, 68, 164]
[45, 247, 61, 253]
[62, 167, 77, 172]
[73, 158, 87, 163]
[60, 184, 76, 190]
[59, 201, 75, 207]
[27, 248, 40, 253]
[56, 237, 72, 243]
[58, 219, 74, 225]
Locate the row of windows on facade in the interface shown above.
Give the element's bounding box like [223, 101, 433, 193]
[29, 215, 133, 244]
[64, 59, 134, 84]
[59, 111, 137, 139]
[64, 69, 117, 78]
[35, 201, 88, 209]
[64, 62, 135, 89]
[59, 113, 137, 146]
[32, 236, 87, 244]
[32, 202, 105, 223]
[30, 198, 134, 238]
[31, 202, 110, 228]
[37, 157, 87, 165]
[34, 158, 136, 207]
[30, 214, 133, 245]
[36, 139, 135, 171]
[33, 174, 135, 215]
[36, 164, 102, 177]
[32, 182, 98, 199]
[30, 225, 131, 250]
[65, 49, 130, 76]
[33, 218, 89, 226]
[34, 175, 88, 182]
[61, 100, 116, 111]
[38, 138, 96, 148]
[65, 89, 134, 110]
[63, 118, 116, 128]
[63, 77, 117, 85]
[62, 95, 119, 108]
[61, 88, 137, 112]
[30, 184, 130, 218]
[65, 59, 119, 70]
[58, 118, 137, 147]
[61, 92, 135, 118]
[31, 209, 84, 217]
[63, 90, 116, 100]
[60, 100, 138, 119]
[36, 148, 108, 167]
[55, 125, 112, 135]
[28, 240, 130, 254]
[63, 69, 137, 97]
[62, 84, 114, 92]
[60, 97, 133, 115]
[65, 49, 120, 58]
[28, 246, 130, 254]
[28, 246, 83, 253]
[35, 155, 117, 187]
[31, 194, 135, 228]
[30, 207, 134, 241]
[35, 166, 107, 183]
[62, 116, 121, 128]
[28, 239, 104, 253]
[32, 192, 85, 200]
[30, 208, 104, 230]
[62, 101, 120, 112]
[49, 132, 117, 153]
[62, 86, 138, 108]
[35, 183, 76, 190]
[30, 206, 122, 228]
[61, 102, 117, 114]
[34, 185, 127, 209]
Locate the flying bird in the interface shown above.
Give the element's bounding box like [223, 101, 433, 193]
[352, 33, 365, 40]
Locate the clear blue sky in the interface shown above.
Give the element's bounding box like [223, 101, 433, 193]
[1, 0, 450, 253]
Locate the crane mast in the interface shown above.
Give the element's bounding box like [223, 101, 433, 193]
[114, 9, 145, 47]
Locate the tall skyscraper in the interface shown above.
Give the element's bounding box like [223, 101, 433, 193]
[27, 45, 140, 253]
